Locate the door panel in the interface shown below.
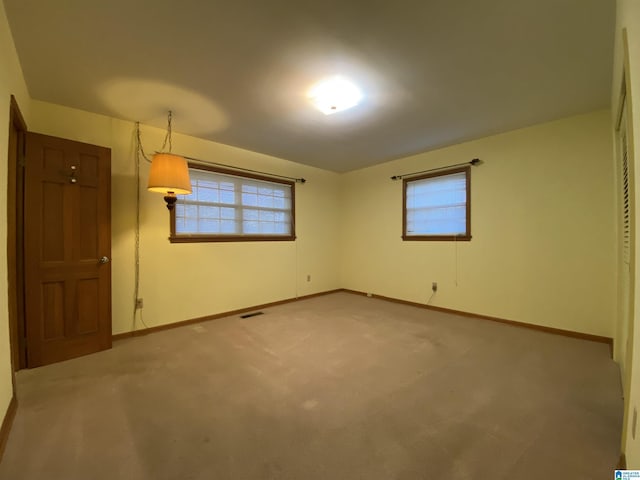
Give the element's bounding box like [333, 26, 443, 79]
[78, 186, 98, 259]
[42, 282, 64, 340]
[77, 279, 100, 334]
[25, 132, 111, 367]
[42, 182, 64, 261]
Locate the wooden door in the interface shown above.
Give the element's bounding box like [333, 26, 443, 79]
[24, 133, 112, 367]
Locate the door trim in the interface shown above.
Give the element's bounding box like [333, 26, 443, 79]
[0, 395, 17, 462]
[7, 95, 27, 372]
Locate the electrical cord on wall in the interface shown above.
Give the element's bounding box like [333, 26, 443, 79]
[455, 234, 459, 287]
[134, 122, 151, 330]
[426, 290, 436, 305]
[295, 239, 299, 299]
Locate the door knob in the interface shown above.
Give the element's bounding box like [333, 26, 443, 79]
[99, 256, 110, 264]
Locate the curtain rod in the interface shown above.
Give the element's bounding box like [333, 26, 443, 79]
[390, 158, 482, 180]
[171, 153, 307, 184]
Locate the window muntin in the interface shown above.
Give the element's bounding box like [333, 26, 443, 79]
[170, 165, 295, 242]
[403, 166, 471, 241]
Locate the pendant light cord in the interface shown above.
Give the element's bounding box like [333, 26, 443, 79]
[160, 110, 173, 153]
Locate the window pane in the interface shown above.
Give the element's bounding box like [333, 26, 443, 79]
[404, 169, 469, 238]
[242, 192, 258, 206]
[260, 210, 275, 222]
[221, 220, 236, 233]
[197, 187, 219, 203]
[221, 207, 235, 220]
[243, 209, 259, 221]
[243, 221, 259, 233]
[175, 167, 294, 240]
[199, 206, 220, 219]
[258, 195, 274, 208]
[220, 190, 235, 204]
[200, 219, 220, 233]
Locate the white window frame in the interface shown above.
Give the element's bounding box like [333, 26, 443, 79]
[402, 166, 471, 241]
[170, 165, 295, 243]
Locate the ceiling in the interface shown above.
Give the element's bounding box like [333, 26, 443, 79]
[4, 0, 615, 172]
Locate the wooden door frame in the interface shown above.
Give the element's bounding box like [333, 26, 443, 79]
[7, 95, 27, 371]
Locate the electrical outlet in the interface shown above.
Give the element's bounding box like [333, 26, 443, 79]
[432, 282, 438, 293]
[307, 274, 311, 282]
[135, 298, 144, 309]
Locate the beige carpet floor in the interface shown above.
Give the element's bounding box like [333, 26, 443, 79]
[0, 292, 622, 479]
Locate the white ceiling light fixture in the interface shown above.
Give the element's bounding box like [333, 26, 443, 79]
[308, 76, 363, 115]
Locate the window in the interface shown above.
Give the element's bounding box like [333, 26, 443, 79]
[403, 166, 471, 241]
[170, 165, 295, 242]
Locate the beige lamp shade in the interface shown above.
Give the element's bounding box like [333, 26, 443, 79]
[148, 153, 192, 194]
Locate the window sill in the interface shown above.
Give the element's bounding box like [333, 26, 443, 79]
[169, 234, 296, 243]
[402, 234, 472, 242]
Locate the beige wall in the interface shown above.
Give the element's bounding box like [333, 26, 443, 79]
[27, 104, 618, 341]
[0, 1, 30, 431]
[613, 0, 640, 467]
[28, 101, 341, 335]
[340, 110, 616, 338]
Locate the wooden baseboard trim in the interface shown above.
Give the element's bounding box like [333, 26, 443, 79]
[114, 287, 613, 353]
[340, 289, 614, 348]
[617, 453, 627, 470]
[0, 395, 17, 463]
[113, 289, 343, 341]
